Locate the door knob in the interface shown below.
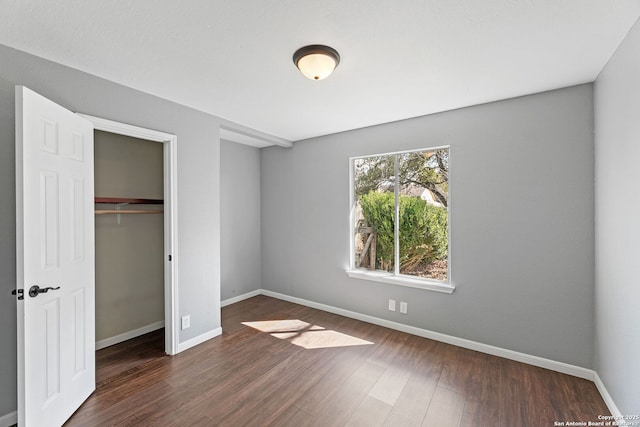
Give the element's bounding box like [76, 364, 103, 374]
[28, 285, 61, 298]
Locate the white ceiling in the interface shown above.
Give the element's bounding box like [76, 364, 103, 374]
[1, 1, 639, 144]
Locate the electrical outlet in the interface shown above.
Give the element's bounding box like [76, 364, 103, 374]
[181, 315, 190, 330]
[388, 299, 396, 311]
[400, 301, 408, 314]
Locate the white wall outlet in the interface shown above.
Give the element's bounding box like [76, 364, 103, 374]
[388, 299, 396, 311]
[181, 315, 190, 330]
[400, 301, 408, 314]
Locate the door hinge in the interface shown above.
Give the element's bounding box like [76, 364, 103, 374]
[11, 289, 24, 300]
[168, 255, 172, 261]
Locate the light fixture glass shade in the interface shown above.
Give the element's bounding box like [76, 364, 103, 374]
[296, 53, 337, 80]
[293, 45, 340, 80]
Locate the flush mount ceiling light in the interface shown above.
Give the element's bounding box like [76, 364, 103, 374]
[293, 45, 340, 81]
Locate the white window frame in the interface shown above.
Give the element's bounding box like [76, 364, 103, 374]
[346, 146, 455, 294]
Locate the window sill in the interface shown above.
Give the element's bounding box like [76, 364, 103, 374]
[346, 270, 455, 294]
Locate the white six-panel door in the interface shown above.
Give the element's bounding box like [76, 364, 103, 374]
[16, 86, 96, 427]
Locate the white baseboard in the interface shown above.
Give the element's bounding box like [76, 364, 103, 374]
[0, 410, 16, 427]
[96, 320, 165, 350]
[594, 372, 622, 418]
[177, 327, 222, 353]
[221, 289, 261, 307]
[260, 289, 595, 381]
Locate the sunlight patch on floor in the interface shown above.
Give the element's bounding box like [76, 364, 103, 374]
[242, 319, 374, 349]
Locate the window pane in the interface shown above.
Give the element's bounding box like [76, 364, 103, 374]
[397, 149, 449, 281]
[353, 155, 395, 273]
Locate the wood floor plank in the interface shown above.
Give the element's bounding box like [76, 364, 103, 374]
[215, 353, 324, 425]
[382, 368, 439, 426]
[65, 379, 175, 427]
[290, 349, 368, 416]
[422, 386, 465, 427]
[368, 364, 412, 406]
[265, 406, 315, 427]
[133, 365, 255, 426]
[250, 369, 323, 427]
[371, 333, 436, 410]
[345, 395, 393, 427]
[367, 328, 410, 368]
[65, 296, 611, 427]
[310, 361, 386, 426]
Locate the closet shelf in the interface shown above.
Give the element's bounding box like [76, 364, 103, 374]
[95, 197, 163, 205]
[95, 197, 164, 216]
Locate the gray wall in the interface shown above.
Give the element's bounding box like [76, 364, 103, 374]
[220, 140, 262, 301]
[94, 131, 164, 341]
[594, 18, 640, 415]
[0, 44, 221, 416]
[0, 62, 18, 420]
[262, 84, 595, 368]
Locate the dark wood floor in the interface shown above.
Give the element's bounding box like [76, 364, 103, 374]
[65, 295, 609, 426]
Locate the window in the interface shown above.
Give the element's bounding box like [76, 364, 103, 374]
[348, 147, 453, 292]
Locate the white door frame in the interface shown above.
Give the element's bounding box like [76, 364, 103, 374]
[77, 114, 179, 356]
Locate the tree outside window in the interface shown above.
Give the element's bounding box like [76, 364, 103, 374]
[352, 148, 449, 282]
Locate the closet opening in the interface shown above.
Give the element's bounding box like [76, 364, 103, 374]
[81, 114, 178, 357]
